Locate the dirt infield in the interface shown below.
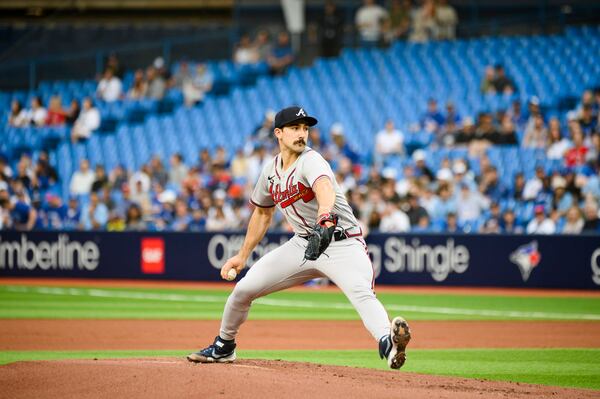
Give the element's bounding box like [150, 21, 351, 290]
[2, 358, 598, 399]
[2, 319, 600, 350]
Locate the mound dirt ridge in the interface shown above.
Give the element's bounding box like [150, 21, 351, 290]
[1, 358, 597, 399]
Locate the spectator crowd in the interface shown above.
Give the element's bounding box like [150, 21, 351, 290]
[354, 0, 458, 48]
[2, 2, 599, 235]
[1, 81, 599, 235]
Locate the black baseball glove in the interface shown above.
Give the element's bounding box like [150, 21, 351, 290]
[304, 213, 339, 261]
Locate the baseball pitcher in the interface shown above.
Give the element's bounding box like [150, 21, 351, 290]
[187, 106, 411, 369]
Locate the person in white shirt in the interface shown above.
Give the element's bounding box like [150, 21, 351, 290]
[561, 206, 584, 234]
[355, 0, 389, 47]
[234, 34, 259, 65]
[379, 201, 410, 232]
[246, 145, 270, 184]
[456, 183, 489, 223]
[435, 0, 458, 40]
[409, 0, 439, 43]
[146, 66, 166, 100]
[168, 153, 189, 188]
[182, 64, 214, 107]
[69, 159, 96, 196]
[8, 100, 29, 127]
[71, 98, 101, 143]
[129, 165, 152, 197]
[522, 166, 545, 201]
[546, 118, 572, 160]
[96, 68, 122, 103]
[523, 114, 548, 149]
[526, 205, 556, 234]
[26, 96, 48, 127]
[205, 189, 237, 231]
[375, 119, 404, 166]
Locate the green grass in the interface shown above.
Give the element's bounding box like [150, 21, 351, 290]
[1, 349, 598, 390]
[1, 285, 599, 321]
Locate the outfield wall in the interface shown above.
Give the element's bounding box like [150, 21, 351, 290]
[0, 231, 598, 289]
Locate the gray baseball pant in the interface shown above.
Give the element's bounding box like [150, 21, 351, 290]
[219, 235, 391, 342]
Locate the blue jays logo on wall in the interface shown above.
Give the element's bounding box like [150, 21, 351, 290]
[509, 241, 541, 282]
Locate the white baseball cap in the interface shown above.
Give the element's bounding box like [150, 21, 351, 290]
[381, 167, 397, 180]
[412, 149, 426, 162]
[153, 57, 165, 69]
[463, 116, 474, 126]
[452, 161, 467, 174]
[158, 190, 176, 203]
[552, 175, 567, 189]
[330, 122, 344, 136]
[214, 189, 227, 200]
[436, 168, 453, 181]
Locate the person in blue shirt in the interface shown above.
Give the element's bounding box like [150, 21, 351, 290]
[507, 99, 527, 130]
[444, 101, 462, 127]
[500, 209, 524, 234]
[156, 200, 175, 229]
[551, 176, 573, 217]
[64, 196, 81, 230]
[34, 150, 59, 192]
[324, 123, 361, 165]
[9, 188, 37, 231]
[411, 214, 433, 233]
[268, 31, 294, 75]
[431, 184, 457, 222]
[43, 194, 68, 230]
[170, 199, 192, 231]
[188, 208, 206, 232]
[422, 99, 445, 133]
[112, 183, 136, 224]
[80, 191, 109, 230]
[479, 166, 509, 202]
[444, 212, 460, 233]
[31, 195, 46, 230]
[578, 104, 597, 137]
[480, 201, 503, 234]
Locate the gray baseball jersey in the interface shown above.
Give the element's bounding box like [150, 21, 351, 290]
[250, 146, 361, 237]
[219, 146, 391, 343]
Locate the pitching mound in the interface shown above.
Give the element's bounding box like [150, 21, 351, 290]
[1, 358, 596, 399]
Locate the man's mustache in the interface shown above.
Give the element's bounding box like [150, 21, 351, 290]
[295, 139, 306, 145]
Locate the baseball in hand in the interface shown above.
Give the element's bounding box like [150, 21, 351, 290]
[226, 269, 237, 281]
